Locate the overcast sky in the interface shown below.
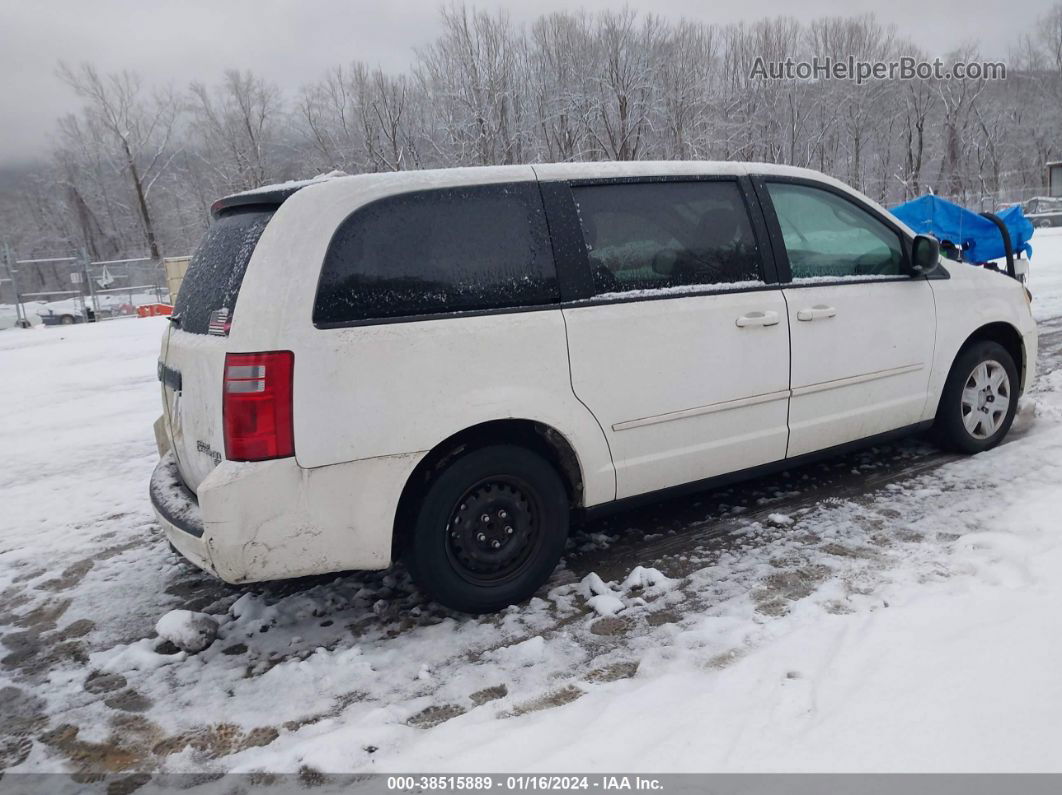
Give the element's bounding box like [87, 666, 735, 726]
[0, 0, 1052, 166]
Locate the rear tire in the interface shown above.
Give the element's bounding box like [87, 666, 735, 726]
[935, 341, 1018, 454]
[405, 444, 569, 614]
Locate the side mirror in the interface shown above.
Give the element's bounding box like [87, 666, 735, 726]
[909, 234, 940, 276]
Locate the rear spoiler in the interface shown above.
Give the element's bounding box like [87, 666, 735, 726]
[210, 172, 349, 218]
[210, 185, 305, 218]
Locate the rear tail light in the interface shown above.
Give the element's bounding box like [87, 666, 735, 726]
[223, 351, 294, 461]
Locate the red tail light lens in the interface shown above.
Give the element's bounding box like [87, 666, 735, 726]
[223, 351, 294, 461]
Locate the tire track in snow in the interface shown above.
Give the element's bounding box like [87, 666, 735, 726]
[2, 320, 1060, 776]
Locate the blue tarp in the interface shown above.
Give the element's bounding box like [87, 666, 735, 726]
[890, 195, 1034, 263]
[996, 204, 1036, 259]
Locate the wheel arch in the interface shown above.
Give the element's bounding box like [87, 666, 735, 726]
[391, 419, 585, 559]
[957, 321, 1027, 393]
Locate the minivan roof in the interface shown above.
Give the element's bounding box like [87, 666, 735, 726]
[211, 160, 848, 217]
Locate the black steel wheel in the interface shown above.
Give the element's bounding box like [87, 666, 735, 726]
[405, 444, 569, 614]
[445, 475, 544, 587]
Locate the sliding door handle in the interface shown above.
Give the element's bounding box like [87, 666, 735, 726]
[796, 305, 837, 321]
[736, 310, 781, 328]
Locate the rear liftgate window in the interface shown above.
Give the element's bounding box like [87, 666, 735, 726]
[313, 182, 559, 325]
[173, 207, 274, 334]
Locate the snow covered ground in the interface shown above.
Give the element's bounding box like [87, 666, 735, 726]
[0, 303, 45, 330]
[1029, 232, 1062, 321]
[1, 232, 1062, 778]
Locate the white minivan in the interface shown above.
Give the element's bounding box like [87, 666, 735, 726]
[151, 162, 1038, 613]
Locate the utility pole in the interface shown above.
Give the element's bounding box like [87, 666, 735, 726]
[2, 240, 28, 328]
[81, 248, 99, 321]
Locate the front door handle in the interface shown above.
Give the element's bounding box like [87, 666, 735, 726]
[736, 310, 781, 328]
[796, 305, 837, 322]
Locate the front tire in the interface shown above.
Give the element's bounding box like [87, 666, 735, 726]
[935, 341, 1018, 454]
[405, 445, 570, 614]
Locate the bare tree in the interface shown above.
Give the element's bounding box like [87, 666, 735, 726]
[897, 52, 937, 199]
[361, 68, 420, 171]
[297, 65, 365, 172]
[417, 6, 528, 165]
[587, 9, 661, 161]
[655, 20, 716, 159]
[1039, 3, 1062, 77]
[805, 16, 896, 191]
[934, 46, 988, 201]
[528, 12, 595, 162]
[8, 4, 1061, 264]
[188, 69, 282, 193]
[57, 63, 178, 259]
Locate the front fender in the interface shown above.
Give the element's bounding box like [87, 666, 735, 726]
[926, 263, 1037, 417]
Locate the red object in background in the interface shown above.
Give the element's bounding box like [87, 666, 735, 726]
[137, 304, 174, 317]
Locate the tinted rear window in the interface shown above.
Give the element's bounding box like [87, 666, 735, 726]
[174, 208, 274, 334]
[314, 183, 558, 325]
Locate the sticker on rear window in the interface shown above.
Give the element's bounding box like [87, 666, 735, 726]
[208, 307, 231, 336]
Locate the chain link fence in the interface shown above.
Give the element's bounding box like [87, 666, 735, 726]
[1, 245, 183, 330]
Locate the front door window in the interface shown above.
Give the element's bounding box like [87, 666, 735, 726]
[766, 183, 904, 280]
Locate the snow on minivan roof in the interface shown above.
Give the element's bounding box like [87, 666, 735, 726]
[210, 160, 870, 219]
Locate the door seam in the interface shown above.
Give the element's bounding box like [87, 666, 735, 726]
[782, 288, 793, 458]
[560, 309, 618, 502]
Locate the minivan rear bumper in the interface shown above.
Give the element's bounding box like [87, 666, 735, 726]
[150, 454, 204, 538]
[148, 449, 425, 583]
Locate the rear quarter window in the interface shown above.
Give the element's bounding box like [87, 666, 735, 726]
[313, 182, 559, 325]
[174, 207, 274, 334]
